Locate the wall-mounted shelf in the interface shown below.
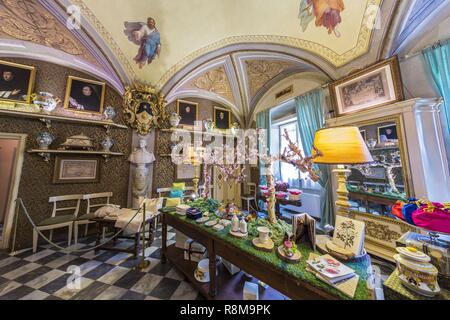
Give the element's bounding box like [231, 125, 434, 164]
[0, 108, 128, 132]
[27, 149, 124, 162]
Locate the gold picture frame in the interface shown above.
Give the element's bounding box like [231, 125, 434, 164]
[177, 99, 199, 128]
[0, 60, 36, 104]
[213, 106, 231, 131]
[377, 124, 399, 144]
[329, 56, 404, 117]
[63, 76, 106, 115]
[353, 115, 413, 199]
[53, 155, 100, 184]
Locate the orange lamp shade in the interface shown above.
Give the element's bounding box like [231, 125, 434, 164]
[312, 126, 373, 165]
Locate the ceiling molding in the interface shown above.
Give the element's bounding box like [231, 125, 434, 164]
[0, 39, 124, 94]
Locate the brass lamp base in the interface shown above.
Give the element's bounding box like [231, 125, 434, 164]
[333, 165, 352, 217]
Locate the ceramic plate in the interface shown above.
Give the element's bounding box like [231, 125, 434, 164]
[205, 220, 218, 227]
[196, 217, 209, 224]
[213, 224, 224, 231]
[219, 219, 231, 226]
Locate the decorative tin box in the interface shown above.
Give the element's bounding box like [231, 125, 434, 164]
[59, 134, 95, 150]
[394, 247, 440, 297]
[396, 231, 450, 278]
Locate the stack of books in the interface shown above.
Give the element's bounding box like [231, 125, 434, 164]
[306, 254, 359, 298]
[176, 204, 190, 216]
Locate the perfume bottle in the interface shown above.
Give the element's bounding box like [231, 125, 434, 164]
[240, 218, 247, 234]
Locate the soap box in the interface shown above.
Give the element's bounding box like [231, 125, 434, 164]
[184, 239, 207, 262]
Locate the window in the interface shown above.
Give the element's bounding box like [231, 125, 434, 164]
[276, 119, 321, 190]
[279, 121, 301, 188]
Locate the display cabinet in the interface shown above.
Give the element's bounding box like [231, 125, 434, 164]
[326, 98, 450, 261]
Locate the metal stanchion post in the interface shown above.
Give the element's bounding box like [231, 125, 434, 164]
[137, 202, 150, 270]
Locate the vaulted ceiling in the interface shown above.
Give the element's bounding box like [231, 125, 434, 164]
[0, 0, 447, 125]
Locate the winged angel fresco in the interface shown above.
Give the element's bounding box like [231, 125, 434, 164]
[124, 17, 161, 69]
[298, 0, 345, 37]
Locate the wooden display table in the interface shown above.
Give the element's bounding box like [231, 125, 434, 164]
[383, 269, 450, 300]
[161, 211, 373, 300]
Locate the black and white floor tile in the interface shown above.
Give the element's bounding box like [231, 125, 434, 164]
[0, 226, 203, 300]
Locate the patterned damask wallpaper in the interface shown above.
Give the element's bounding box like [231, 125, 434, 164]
[152, 98, 238, 194]
[0, 58, 131, 250]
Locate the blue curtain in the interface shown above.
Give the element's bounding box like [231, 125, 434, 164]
[295, 88, 334, 227]
[256, 110, 271, 185]
[423, 40, 450, 167]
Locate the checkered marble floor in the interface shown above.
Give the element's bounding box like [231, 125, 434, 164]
[0, 226, 203, 300]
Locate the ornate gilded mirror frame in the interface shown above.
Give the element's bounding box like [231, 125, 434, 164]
[123, 84, 167, 135]
[350, 114, 414, 201]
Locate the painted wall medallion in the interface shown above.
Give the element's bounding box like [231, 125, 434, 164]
[123, 84, 166, 135]
[124, 17, 162, 69]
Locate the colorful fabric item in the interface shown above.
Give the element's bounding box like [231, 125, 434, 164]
[402, 198, 419, 225]
[412, 202, 450, 234]
[169, 189, 184, 198]
[392, 201, 405, 220]
[165, 197, 181, 207]
[172, 182, 186, 191]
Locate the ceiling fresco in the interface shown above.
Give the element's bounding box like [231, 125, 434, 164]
[67, 0, 383, 88]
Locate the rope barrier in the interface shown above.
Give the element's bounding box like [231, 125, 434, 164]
[12, 198, 152, 254]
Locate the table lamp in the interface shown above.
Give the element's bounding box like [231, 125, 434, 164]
[312, 126, 373, 216]
[183, 146, 203, 197]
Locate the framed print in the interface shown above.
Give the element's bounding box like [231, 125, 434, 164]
[377, 124, 398, 144]
[329, 56, 404, 117]
[175, 163, 196, 182]
[213, 106, 231, 130]
[64, 76, 106, 114]
[0, 60, 36, 104]
[177, 99, 198, 127]
[53, 156, 100, 184]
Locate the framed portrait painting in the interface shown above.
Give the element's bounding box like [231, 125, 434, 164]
[214, 107, 231, 130]
[53, 156, 100, 184]
[329, 56, 404, 117]
[177, 100, 198, 127]
[0, 60, 36, 104]
[377, 124, 398, 144]
[64, 76, 106, 114]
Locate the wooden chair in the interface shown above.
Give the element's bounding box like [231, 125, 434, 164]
[75, 192, 113, 244]
[241, 182, 258, 211]
[33, 195, 82, 253]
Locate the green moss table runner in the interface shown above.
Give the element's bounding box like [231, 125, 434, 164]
[164, 210, 373, 300]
